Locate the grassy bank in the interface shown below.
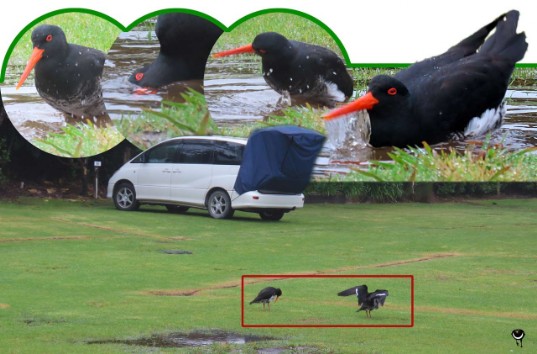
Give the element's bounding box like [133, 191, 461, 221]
[0, 198, 535, 352]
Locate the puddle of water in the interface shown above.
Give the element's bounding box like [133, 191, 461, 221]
[87, 330, 275, 348]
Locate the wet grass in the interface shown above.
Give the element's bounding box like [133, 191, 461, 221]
[0, 198, 536, 352]
[343, 142, 537, 182]
[117, 89, 216, 149]
[32, 122, 124, 158]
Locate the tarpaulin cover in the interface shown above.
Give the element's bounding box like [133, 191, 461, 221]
[234, 125, 325, 194]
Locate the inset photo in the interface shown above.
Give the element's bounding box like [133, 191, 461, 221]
[205, 11, 349, 133]
[104, 11, 223, 150]
[242, 275, 413, 327]
[2, 11, 124, 157]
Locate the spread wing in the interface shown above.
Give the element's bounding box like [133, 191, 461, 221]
[337, 285, 368, 304]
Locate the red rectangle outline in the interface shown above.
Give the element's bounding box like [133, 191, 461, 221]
[241, 274, 414, 328]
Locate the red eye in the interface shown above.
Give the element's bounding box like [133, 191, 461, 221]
[258, 49, 267, 54]
[135, 72, 144, 81]
[387, 87, 397, 96]
[46, 34, 53, 42]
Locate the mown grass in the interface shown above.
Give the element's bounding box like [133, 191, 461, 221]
[0, 198, 536, 353]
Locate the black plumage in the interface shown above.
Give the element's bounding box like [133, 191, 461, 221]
[129, 13, 223, 90]
[511, 329, 525, 347]
[214, 32, 353, 105]
[16, 24, 106, 118]
[338, 285, 389, 318]
[324, 10, 528, 147]
[249, 286, 282, 310]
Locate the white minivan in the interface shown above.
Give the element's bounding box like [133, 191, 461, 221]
[106, 136, 305, 220]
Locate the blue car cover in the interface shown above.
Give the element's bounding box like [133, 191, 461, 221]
[234, 125, 325, 194]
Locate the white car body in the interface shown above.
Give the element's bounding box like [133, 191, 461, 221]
[106, 136, 304, 220]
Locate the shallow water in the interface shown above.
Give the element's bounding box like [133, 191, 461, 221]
[88, 330, 275, 348]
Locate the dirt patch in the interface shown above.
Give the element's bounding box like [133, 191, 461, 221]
[258, 346, 321, 354]
[147, 289, 198, 296]
[87, 329, 276, 348]
[159, 250, 192, 255]
[145, 253, 460, 297]
[418, 306, 537, 320]
[0, 303, 10, 309]
[0, 236, 90, 243]
[144, 279, 245, 297]
[50, 217, 187, 241]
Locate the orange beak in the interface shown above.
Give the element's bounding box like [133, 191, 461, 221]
[323, 91, 379, 120]
[16, 47, 45, 90]
[213, 44, 255, 58]
[275, 296, 280, 302]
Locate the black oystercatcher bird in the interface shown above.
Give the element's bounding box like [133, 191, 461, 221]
[338, 285, 388, 318]
[16, 24, 107, 119]
[511, 329, 525, 347]
[324, 10, 528, 148]
[214, 32, 353, 105]
[249, 287, 282, 310]
[129, 13, 223, 93]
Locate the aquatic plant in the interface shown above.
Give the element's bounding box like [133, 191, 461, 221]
[33, 122, 123, 158]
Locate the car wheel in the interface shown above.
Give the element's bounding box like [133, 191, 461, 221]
[113, 183, 139, 211]
[259, 210, 285, 221]
[207, 190, 234, 219]
[166, 205, 189, 213]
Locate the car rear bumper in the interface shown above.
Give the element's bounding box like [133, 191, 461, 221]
[231, 191, 304, 210]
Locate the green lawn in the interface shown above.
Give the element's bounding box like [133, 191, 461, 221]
[0, 198, 535, 353]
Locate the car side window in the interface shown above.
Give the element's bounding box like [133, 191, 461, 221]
[213, 141, 244, 165]
[143, 143, 180, 163]
[177, 140, 213, 164]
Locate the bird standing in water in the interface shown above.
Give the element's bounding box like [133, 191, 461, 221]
[16, 24, 107, 119]
[324, 10, 528, 148]
[249, 287, 282, 310]
[129, 13, 223, 93]
[338, 285, 389, 318]
[214, 32, 353, 106]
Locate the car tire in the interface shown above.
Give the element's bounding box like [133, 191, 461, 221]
[259, 210, 285, 221]
[166, 205, 189, 213]
[113, 182, 139, 211]
[207, 190, 234, 219]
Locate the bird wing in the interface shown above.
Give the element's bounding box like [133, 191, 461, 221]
[413, 56, 514, 137]
[250, 287, 276, 303]
[67, 44, 105, 79]
[290, 41, 353, 98]
[337, 285, 368, 304]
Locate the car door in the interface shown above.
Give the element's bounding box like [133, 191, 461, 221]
[211, 140, 244, 191]
[134, 141, 179, 201]
[170, 139, 214, 206]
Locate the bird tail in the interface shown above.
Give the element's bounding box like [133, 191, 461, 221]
[448, 12, 506, 55]
[479, 10, 528, 63]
